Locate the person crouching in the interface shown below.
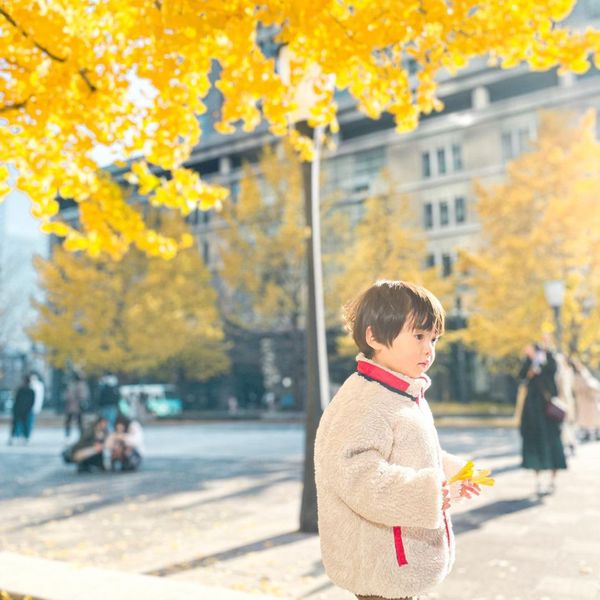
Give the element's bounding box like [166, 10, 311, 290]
[69, 416, 108, 473]
[106, 413, 144, 472]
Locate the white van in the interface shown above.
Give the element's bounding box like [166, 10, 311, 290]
[119, 384, 182, 418]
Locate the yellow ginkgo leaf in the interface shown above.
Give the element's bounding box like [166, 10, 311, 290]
[448, 461, 475, 484]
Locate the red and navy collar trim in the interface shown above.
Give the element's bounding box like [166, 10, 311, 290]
[356, 360, 420, 403]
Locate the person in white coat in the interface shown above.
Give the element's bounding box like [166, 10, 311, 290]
[28, 372, 45, 440]
[571, 359, 600, 441]
[554, 353, 577, 456]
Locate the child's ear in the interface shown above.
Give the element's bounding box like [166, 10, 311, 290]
[366, 326, 383, 351]
[365, 326, 375, 345]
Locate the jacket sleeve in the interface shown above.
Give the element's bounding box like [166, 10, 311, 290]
[317, 409, 443, 530]
[440, 450, 470, 502]
[441, 451, 467, 481]
[544, 351, 559, 396]
[518, 357, 532, 382]
[124, 422, 144, 451]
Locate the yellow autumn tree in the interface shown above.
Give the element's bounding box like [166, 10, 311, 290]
[459, 110, 600, 364]
[217, 142, 347, 406]
[1, 2, 599, 257]
[219, 143, 307, 333]
[29, 213, 229, 380]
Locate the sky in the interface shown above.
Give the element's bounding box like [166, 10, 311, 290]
[3, 188, 45, 241]
[0, 187, 48, 353]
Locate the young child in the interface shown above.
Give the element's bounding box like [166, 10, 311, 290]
[315, 280, 484, 600]
[106, 414, 144, 472]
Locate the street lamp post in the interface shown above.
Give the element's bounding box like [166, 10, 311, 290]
[278, 47, 332, 533]
[297, 120, 329, 533]
[544, 280, 565, 352]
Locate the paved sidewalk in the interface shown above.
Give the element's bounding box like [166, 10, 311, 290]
[0, 425, 598, 600]
[0, 551, 276, 600]
[165, 438, 600, 600]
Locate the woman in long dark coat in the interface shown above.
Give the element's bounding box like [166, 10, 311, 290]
[518, 343, 567, 494]
[8, 375, 35, 445]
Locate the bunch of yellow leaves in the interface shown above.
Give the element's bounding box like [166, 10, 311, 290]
[448, 460, 495, 487]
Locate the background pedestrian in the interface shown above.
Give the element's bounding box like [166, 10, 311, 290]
[28, 372, 45, 441]
[64, 373, 89, 441]
[555, 353, 577, 456]
[8, 375, 35, 446]
[518, 342, 567, 495]
[97, 374, 120, 430]
[571, 358, 600, 441]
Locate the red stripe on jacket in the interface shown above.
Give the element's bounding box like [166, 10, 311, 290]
[392, 526, 408, 566]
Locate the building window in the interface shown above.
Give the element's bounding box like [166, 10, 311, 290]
[440, 201, 449, 226]
[323, 154, 352, 194]
[424, 203, 433, 229]
[452, 144, 463, 171]
[517, 127, 530, 154]
[502, 126, 533, 161]
[422, 152, 431, 178]
[455, 196, 466, 223]
[230, 180, 240, 203]
[426, 253, 436, 268]
[324, 148, 384, 195]
[501, 131, 513, 161]
[351, 147, 385, 194]
[442, 254, 453, 277]
[437, 148, 447, 175]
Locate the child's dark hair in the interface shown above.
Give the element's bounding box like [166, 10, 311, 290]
[343, 280, 445, 358]
[115, 413, 131, 431]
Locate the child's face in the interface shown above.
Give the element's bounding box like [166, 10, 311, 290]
[367, 322, 439, 378]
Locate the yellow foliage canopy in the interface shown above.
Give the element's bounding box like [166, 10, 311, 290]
[218, 142, 308, 332]
[29, 213, 229, 379]
[1, 1, 600, 256]
[460, 110, 600, 363]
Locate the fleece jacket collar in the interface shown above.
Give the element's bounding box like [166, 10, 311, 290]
[356, 353, 431, 402]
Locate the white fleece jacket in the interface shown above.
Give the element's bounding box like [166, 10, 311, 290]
[314, 355, 465, 598]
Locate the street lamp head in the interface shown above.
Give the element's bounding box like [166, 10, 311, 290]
[544, 280, 565, 308]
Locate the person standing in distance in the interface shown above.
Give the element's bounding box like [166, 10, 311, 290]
[28, 372, 45, 440]
[8, 375, 35, 445]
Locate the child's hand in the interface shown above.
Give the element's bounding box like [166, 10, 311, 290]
[458, 480, 481, 500]
[442, 482, 451, 511]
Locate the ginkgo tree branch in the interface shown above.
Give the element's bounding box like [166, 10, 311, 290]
[0, 96, 31, 113]
[0, 6, 97, 92]
[0, 6, 67, 62]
